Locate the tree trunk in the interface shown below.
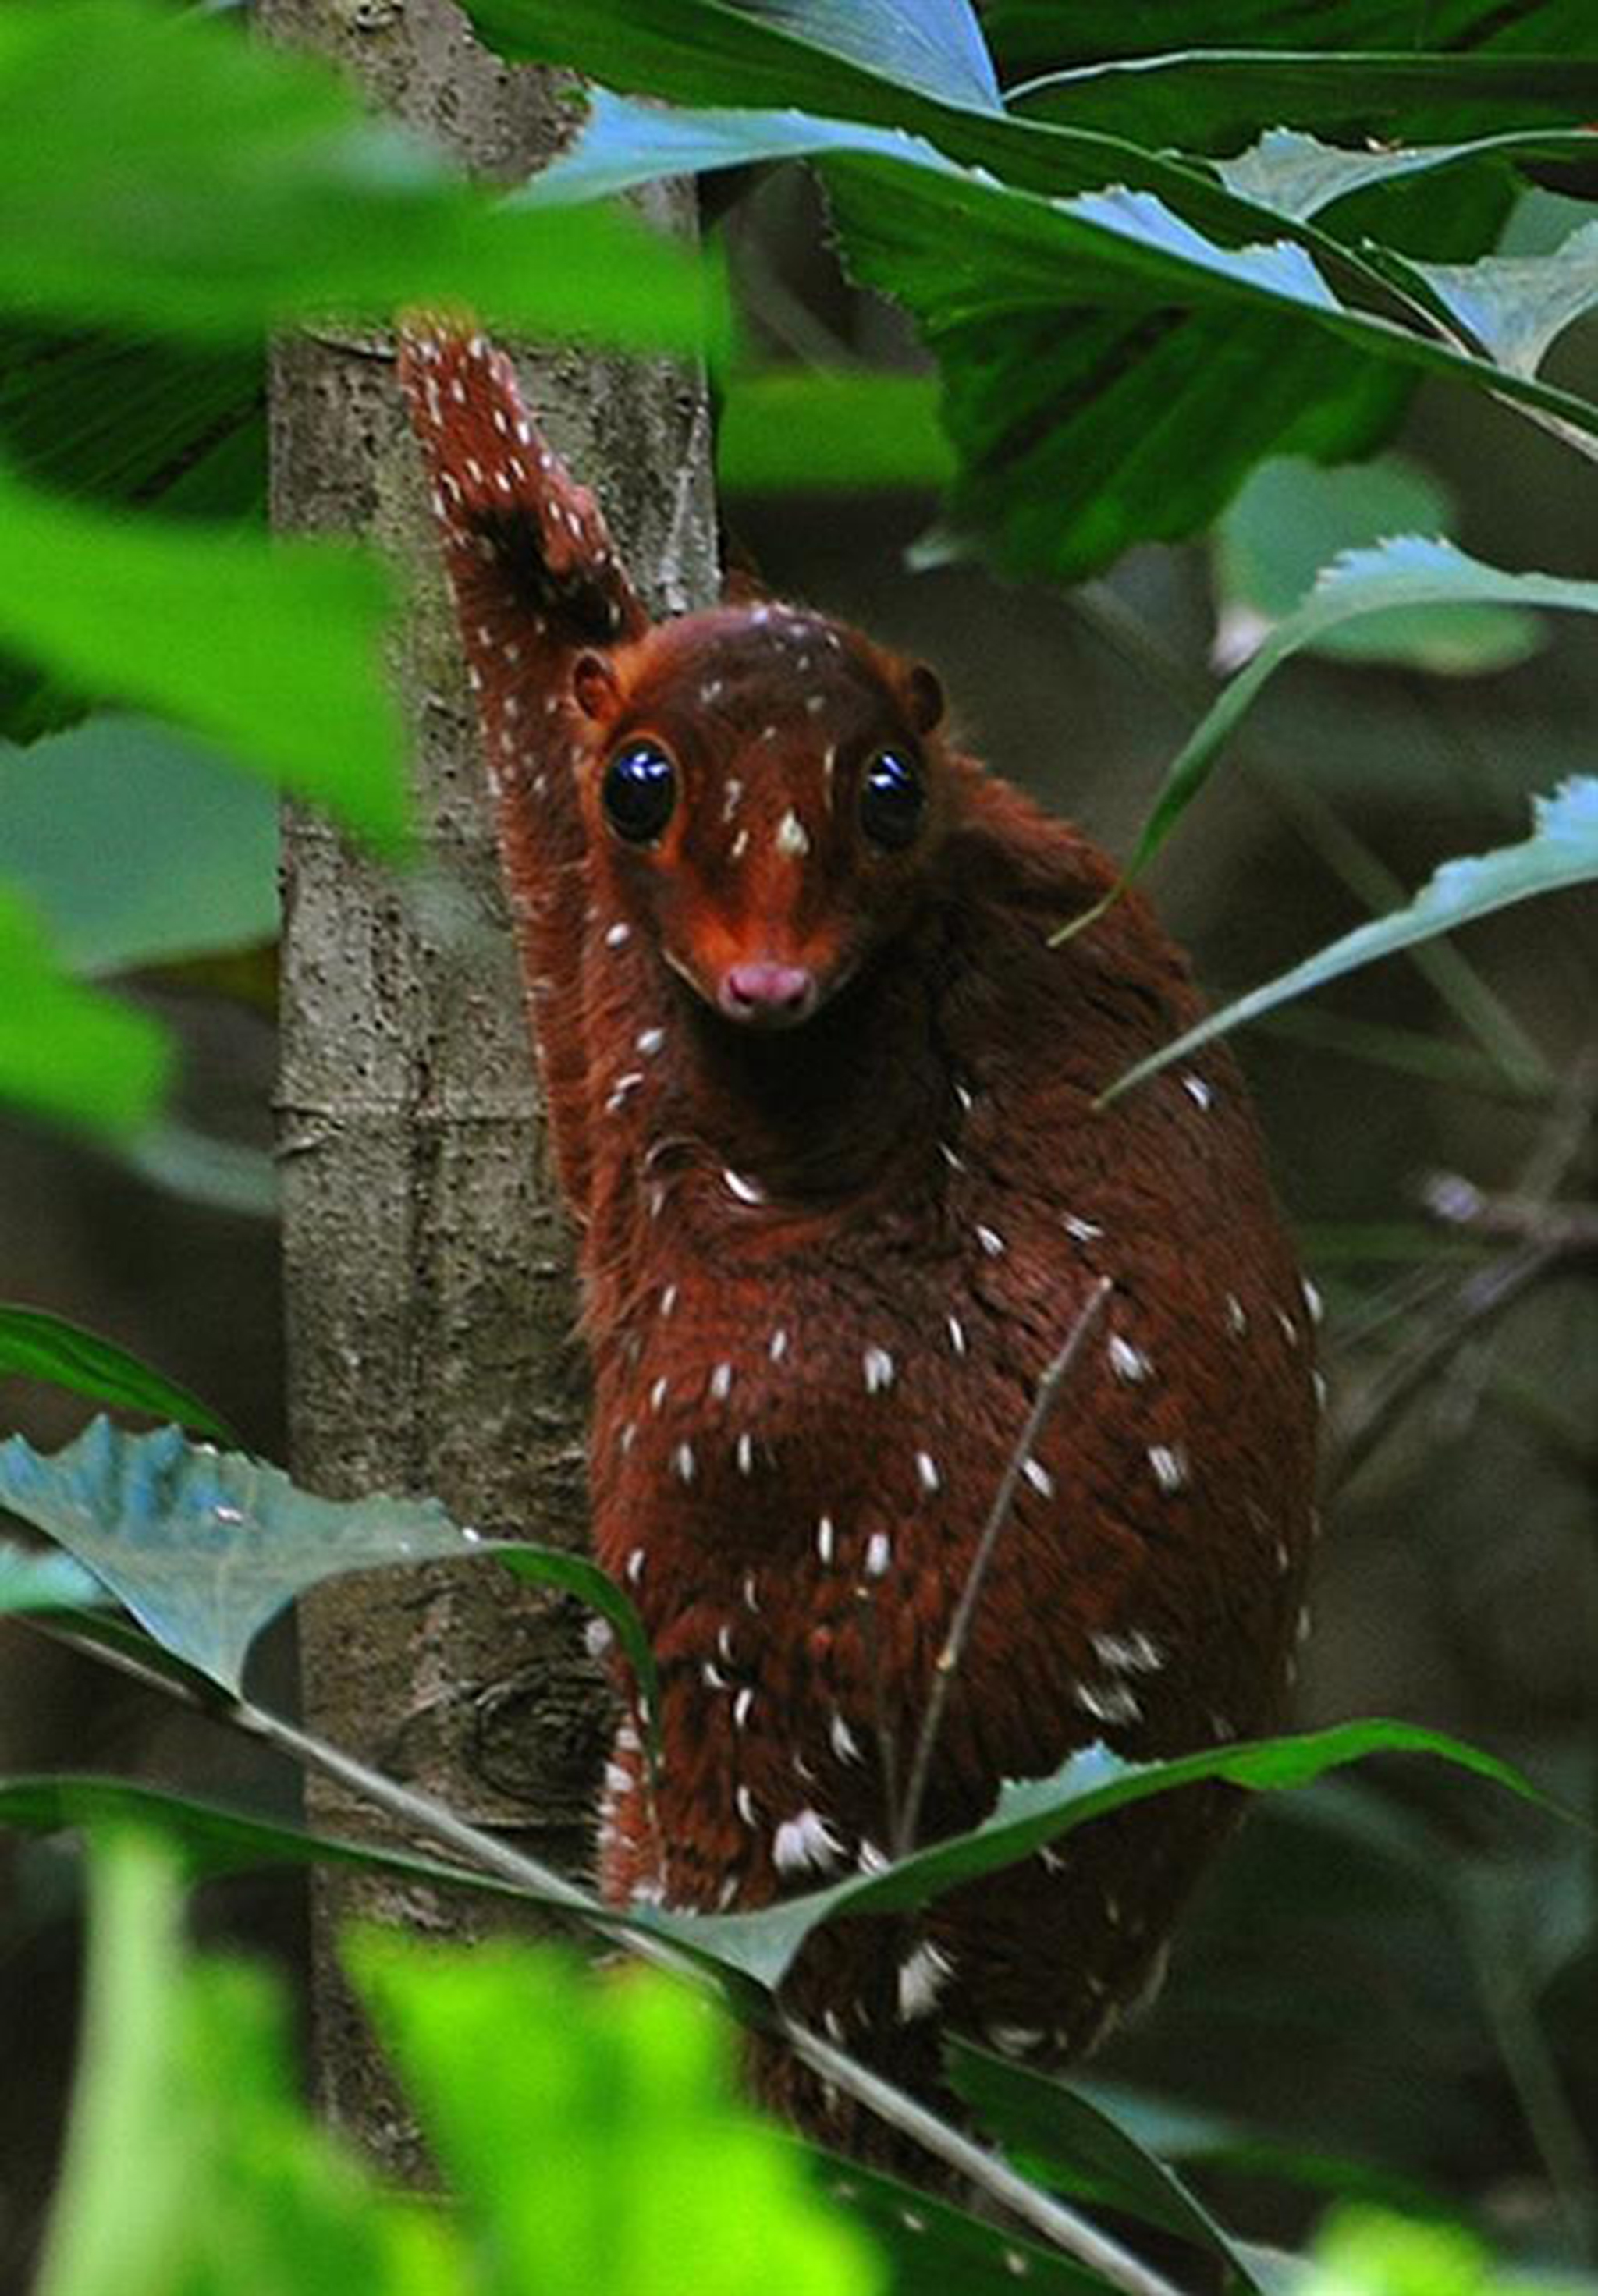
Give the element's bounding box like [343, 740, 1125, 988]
[263, 0, 717, 2176]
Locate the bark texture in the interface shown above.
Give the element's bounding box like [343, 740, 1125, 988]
[264, 0, 717, 2175]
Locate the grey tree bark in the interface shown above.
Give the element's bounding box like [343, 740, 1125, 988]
[263, 0, 718, 2175]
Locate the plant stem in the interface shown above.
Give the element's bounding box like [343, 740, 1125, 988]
[895, 1279, 1112, 1859]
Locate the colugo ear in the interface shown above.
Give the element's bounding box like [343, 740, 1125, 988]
[904, 662, 945, 736]
[572, 651, 623, 724]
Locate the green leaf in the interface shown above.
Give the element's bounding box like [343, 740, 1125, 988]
[984, 3, 1597, 76]
[530, 94, 1594, 579]
[0, 1303, 230, 1439]
[0, 1540, 104, 1613]
[0, 0, 721, 351]
[1108, 538, 1598, 901]
[0, 460, 407, 850]
[1109, 776, 1598, 1102]
[735, 0, 1000, 111]
[352, 1932, 886, 2296]
[655, 1719, 1567, 1991]
[1395, 218, 1598, 375]
[0, 1770, 524, 1900]
[718, 371, 954, 491]
[948, 2053, 1262, 2291]
[1010, 52, 1598, 152]
[34, 1833, 460, 2296]
[1214, 457, 1544, 676]
[0, 716, 278, 972]
[0, 887, 172, 1137]
[0, 1418, 487, 1692]
[820, 2159, 1100, 2294]
[1213, 123, 1598, 222]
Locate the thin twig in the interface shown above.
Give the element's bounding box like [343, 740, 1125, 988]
[895, 1279, 1113, 1860]
[25, 1609, 1195, 2296]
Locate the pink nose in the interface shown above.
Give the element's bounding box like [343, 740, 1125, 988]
[719, 960, 816, 1024]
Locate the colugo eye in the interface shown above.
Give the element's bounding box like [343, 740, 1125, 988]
[602, 741, 676, 843]
[859, 749, 925, 850]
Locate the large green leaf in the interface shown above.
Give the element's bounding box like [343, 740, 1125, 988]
[949, 2053, 1263, 2291]
[0, 1418, 484, 1692]
[34, 1835, 460, 2296]
[650, 1720, 1563, 1990]
[352, 1932, 886, 2296]
[1110, 777, 1598, 1102]
[0, 460, 406, 849]
[0, 888, 172, 1137]
[1010, 52, 1598, 151]
[0, 1303, 230, 1438]
[1110, 538, 1598, 896]
[0, 716, 277, 972]
[0, 0, 719, 350]
[736, 0, 1000, 111]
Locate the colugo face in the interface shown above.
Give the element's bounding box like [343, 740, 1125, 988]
[570, 604, 948, 1027]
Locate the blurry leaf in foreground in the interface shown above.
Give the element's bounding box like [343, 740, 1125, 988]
[1305, 2205, 1596, 2296]
[34, 1833, 458, 2296]
[353, 1931, 885, 2296]
[0, 1541, 104, 1614]
[1110, 777, 1598, 1102]
[1213, 458, 1544, 676]
[0, 716, 278, 972]
[0, 463, 407, 851]
[718, 371, 953, 492]
[0, 888, 172, 1137]
[0, 1304, 230, 1439]
[0, 1418, 485, 1692]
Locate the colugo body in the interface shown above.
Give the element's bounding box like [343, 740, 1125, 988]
[401, 328, 1318, 2151]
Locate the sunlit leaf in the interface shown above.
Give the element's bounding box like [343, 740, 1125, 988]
[0, 888, 172, 1137]
[0, 0, 720, 351]
[0, 716, 277, 971]
[736, 0, 1000, 111]
[0, 1304, 229, 1439]
[353, 1933, 886, 2296]
[1110, 777, 1598, 1101]
[34, 1835, 460, 2296]
[0, 1418, 485, 1692]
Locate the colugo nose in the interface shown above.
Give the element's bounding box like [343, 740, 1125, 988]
[719, 960, 816, 1024]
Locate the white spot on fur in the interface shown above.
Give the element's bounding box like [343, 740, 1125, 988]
[897, 1940, 956, 2022]
[1148, 1443, 1188, 1494]
[914, 1451, 942, 1496]
[775, 809, 811, 858]
[774, 1807, 844, 1875]
[863, 1345, 895, 1394]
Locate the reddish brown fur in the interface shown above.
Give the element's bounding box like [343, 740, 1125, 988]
[400, 327, 1318, 2161]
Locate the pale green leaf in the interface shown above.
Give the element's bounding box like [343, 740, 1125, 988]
[1401, 219, 1598, 376]
[0, 717, 277, 974]
[353, 1935, 886, 2296]
[0, 462, 407, 850]
[1109, 778, 1598, 1102]
[0, 1540, 104, 1613]
[0, 888, 172, 1137]
[736, 0, 1000, 111]
[1213, 123, 1598, 222]
[1115, 538, 1598, 889]
[0, 1418, 485, 1692]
